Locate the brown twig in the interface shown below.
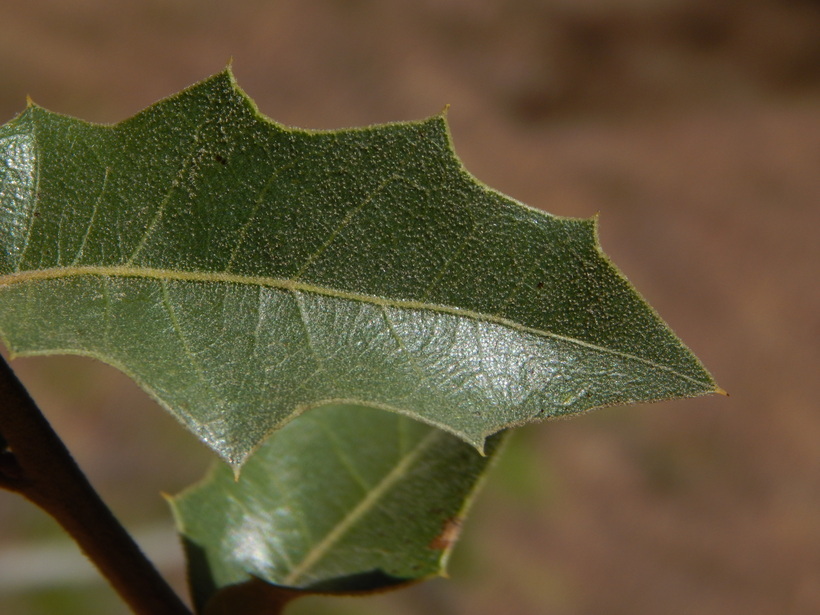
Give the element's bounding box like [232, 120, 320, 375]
[0, 355, 192, 615]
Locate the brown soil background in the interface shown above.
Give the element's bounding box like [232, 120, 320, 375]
[1, 1, 819, 614]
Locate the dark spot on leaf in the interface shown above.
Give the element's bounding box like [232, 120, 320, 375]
[536, 281, 544, 289]
[215, 154, 227, 166]
[429, 517, 462, 550]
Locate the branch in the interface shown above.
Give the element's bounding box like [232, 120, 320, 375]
[0, 355, 192, 615]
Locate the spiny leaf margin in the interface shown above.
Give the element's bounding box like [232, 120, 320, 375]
[0, 68, 720, 469]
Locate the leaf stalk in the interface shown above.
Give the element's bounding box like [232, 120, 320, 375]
[0, 355, 192, 615]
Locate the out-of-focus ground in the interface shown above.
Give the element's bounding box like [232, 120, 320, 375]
[0, 1, 818, 614]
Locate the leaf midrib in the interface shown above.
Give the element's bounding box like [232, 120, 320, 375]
[0, 264, 711, 387]
[282, 427, 442, 585]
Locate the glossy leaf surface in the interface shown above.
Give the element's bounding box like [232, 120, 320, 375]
[0, 69, 719, 467]
[171, 403, 500, 610]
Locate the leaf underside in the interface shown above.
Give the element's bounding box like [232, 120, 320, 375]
[171, 403, 501, 610]
[0, 69, 718, 467]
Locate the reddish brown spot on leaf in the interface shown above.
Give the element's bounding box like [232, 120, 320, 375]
[428, 517, 463, 550]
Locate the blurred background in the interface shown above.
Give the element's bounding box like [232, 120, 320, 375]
[1, 1, 818, 614]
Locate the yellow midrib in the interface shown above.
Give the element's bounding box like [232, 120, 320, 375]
[0, 264, 710, 388]
[283, 427, 442, 585]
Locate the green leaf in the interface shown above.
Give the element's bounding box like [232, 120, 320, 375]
[0, 69, 719, 468]
[170, 403, 501, 610]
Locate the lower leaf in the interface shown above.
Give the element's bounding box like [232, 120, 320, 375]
[169, 403, 502, 612]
